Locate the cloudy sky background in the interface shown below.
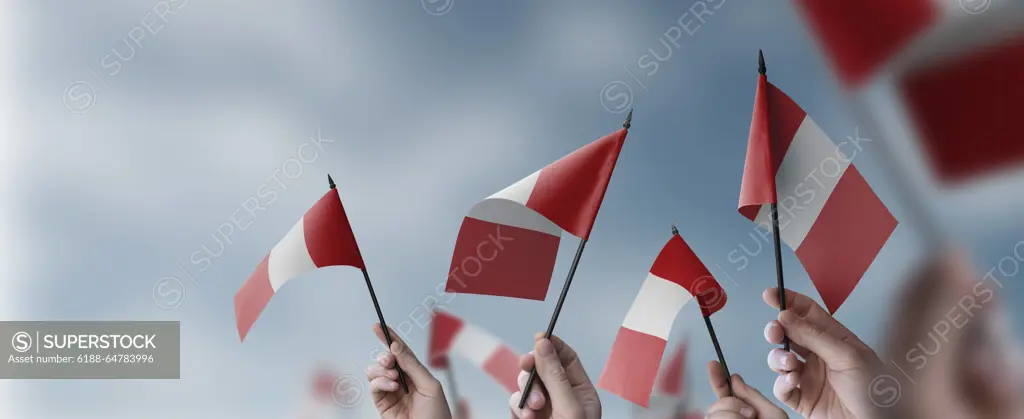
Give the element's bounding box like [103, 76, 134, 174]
[2, 0, 1023, 418]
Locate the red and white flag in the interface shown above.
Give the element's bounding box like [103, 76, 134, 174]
[445, 127, 628, 300]
[738, 77, 898, 314]
[631, 342, 694, 419]
[428, 309, 520, 393]
[598, 235, 727, 407]
[234, 188, 365, 341]
[794, 0, 1024, 183]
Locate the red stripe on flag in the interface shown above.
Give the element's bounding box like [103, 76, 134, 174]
[445, 217, 559, 300]
[900, 34, 1024, 183]
[234, 255, 274, 341]
[598, 327, 666, 407]
[303, 189, 365, 269]
[526, 129, 627, 239]
[739, 75, 779, 219]
[428, 310, 464, 369]
[650, 236, 727, 316]
[766, 82, 806, 174]
[795, 167, 897, 313]
[793, 0, 937, 87]
[483, 346, 520, 393]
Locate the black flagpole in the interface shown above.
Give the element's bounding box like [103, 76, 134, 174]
[703, 314, 733, 397]
[672, 225, 732, 396]
[760, 50, 790, 352]
[517, 110, 632, 409]
[329, 175, 409, 393]
[444, 367, 461, 419]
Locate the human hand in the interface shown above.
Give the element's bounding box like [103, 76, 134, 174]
[366, 323, 452, 419]
[706, 361, 788, 419]
[508, 334, 600, 419]
[763, 288, 880, 419]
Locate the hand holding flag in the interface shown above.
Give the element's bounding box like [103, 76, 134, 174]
[737, 52, 897, 315]
[762, 288, 881, 419]
[234, 175, 408, 391]
[509, 335, 601, 419]
[704, 363, 788, 419]
[366, 324, 453, 419]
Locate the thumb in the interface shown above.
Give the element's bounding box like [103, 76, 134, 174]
[731, 374, 785, 416]
[534, 338, 579, 410]
[373, 323, 435, 387]
[778, 311, 860, 369]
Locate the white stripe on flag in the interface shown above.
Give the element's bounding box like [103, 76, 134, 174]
[467, 170, 561, 236]
[451, 324, 501, 368]
[754, 116, 851, 249]
[621, 273, 694, 340]
[488, 170, 540, 204]
[268, 218, 316, 291]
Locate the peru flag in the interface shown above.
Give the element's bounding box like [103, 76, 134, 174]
[598, 235, 727, 407]
[445, 127, 628, 300]
[234, 188, 365, 341]
[738, 80, 897, 314]
[794, 0, 1024, 183]
[428, 310, 520, 393]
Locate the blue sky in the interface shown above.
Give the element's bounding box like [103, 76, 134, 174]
[5, 1, 1023, 418]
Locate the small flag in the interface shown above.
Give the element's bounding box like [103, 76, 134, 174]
[598, 235, 727, 407]
[738, 70, 778, 219]
[428, 309, 520, 393]
[737, 81, 897, 314]
[445, 128, 628, 300]
[234, 188, 365, 341]
[899, 34, 1024, 183]
[795, 0, 1024, 183]
[793, 0, 937, 88]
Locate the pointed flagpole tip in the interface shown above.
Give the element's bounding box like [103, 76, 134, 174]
[671, 223, 679, 236]
[327, 174, 336, 189]
[758, 50, 766, 75]
[622, 109, 633, 130]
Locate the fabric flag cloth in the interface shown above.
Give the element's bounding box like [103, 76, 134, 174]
[428, 309, 520, 393]
[234, 188, 365, 341]
[598, 235, 727, 407]
[445, 128, 628, 300]
[738, 79, 898, 314]
[793, 0, 1024, 183]
[631, 342, 698, 419]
